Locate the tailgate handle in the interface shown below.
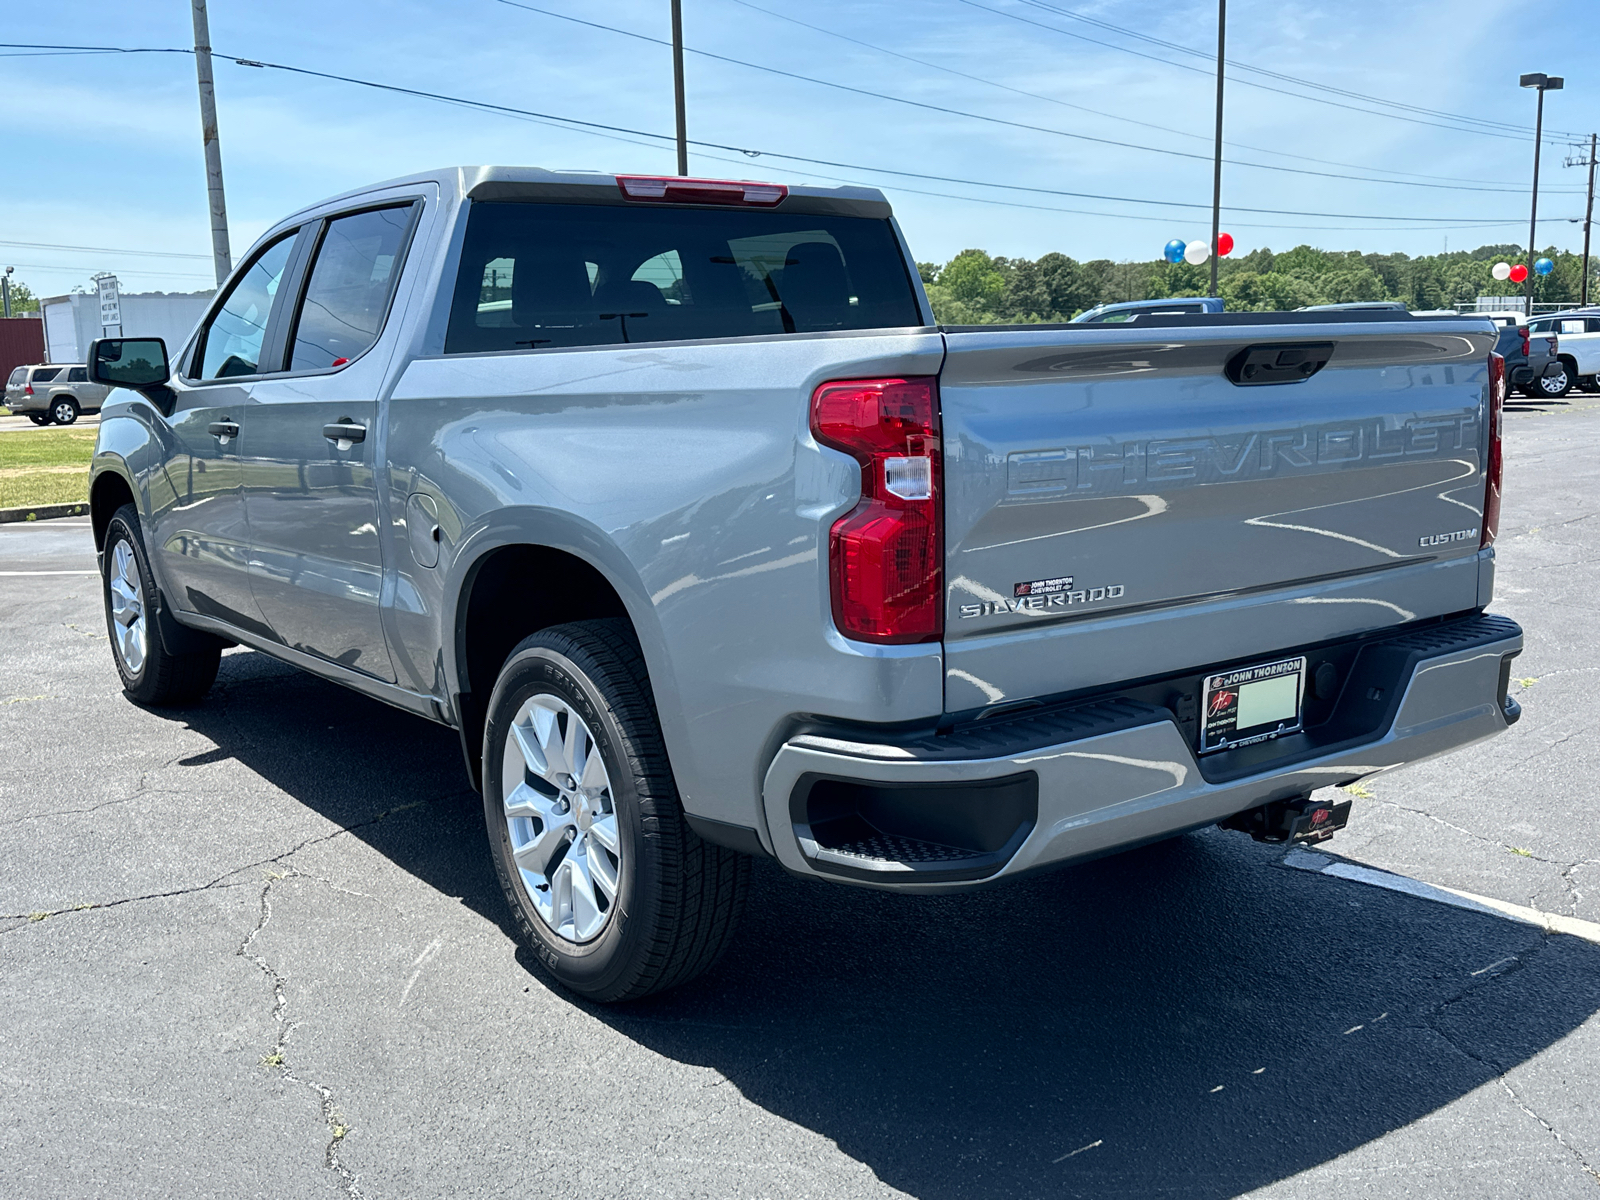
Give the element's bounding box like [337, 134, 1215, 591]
[1224, 342, 1335, 386]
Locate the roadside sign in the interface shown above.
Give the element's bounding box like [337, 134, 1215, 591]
[97, 274, 121, 332]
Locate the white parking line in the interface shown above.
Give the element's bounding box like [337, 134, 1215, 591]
[1283, 849, 1600, 944]
[0, 570, 98, 576]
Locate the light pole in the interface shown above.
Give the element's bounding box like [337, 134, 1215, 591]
[1520, 72, 1563, 317]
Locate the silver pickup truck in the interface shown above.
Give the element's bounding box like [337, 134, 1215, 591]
[85, 167, 1522, 1001]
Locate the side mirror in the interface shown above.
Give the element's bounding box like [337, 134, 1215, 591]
[88, 337, 170, 389]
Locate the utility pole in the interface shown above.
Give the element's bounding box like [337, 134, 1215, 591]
[1207, 0, 1226, 298]
[2, 267, 12, 319]
[1572, 132, 1599, 308]
[1520, 72, 1563, 317]
[671, 0, 688, 176]
[192, 0, 232, 287]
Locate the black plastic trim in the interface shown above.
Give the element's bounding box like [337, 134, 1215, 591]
[685, 814, 770, 858]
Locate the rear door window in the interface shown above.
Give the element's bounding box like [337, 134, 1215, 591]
[288, 204, 416, 371]
[195, 233, 298, 379]
[444, 201, 921, 353]
[67, 367, 88, 382]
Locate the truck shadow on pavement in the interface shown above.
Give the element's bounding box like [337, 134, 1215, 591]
[179, 650, 1600, 1199]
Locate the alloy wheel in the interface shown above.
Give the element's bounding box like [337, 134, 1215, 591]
[108, 540, 147, 676]
[500, 694, 621, 943]
[1539, 369, 1570, 396]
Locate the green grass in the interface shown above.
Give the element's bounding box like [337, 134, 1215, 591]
[0, 428, 95, 508]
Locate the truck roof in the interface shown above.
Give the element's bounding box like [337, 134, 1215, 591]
[278, 166, 895, 225]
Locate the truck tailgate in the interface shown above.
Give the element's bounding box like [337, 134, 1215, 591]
[938, 319, 1498, 713]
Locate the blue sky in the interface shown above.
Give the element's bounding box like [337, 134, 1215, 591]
[4, 0, 1598, 297]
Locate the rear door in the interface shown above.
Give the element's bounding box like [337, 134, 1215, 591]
[937, 319, 1497, 712]
[241, 199, 422, 681]
[1553, 316, 1600, 374]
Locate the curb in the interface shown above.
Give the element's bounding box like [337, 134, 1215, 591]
[0, 502, 89, 524]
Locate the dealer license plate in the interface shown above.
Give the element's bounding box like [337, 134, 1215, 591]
[1200, 656, 1306, 754]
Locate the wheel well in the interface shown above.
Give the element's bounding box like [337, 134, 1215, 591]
[90, 471, 135, 551]
[455, 544, 631, 790]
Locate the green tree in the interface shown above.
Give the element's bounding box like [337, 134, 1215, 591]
[2, 279, 37, 315]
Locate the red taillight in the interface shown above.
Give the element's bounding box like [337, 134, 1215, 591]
[1483, 352, 1505, 548]
[23, 384, 33, 396]
[1519, 327, 1530, 358]
[616, 175, 786, 207]
[1547, 336, 1559, 354]
[811, 377, 942, 644]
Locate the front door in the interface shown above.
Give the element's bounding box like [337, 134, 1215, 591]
[242, 204, 418, 681]
[149, 232, 299, 637]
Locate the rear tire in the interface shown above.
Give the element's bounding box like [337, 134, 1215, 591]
[102, 504, 221, 705]
[483, 619, 749, 1002]
[27, 414, 50, 426]
[1535, 365, 1572, 399]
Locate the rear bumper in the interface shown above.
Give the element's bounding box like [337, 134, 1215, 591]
[761, 613, 1522, 892]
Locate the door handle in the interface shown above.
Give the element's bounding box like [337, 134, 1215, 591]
[207, 420, 239, 445]
[322, 420, 367, 449]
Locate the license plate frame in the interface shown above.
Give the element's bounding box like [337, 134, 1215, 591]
[1200, 655, 1306, 754]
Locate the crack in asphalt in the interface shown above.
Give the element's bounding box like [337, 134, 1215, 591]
[1422, 937, 1600, 1186]
[1368, 796, 1577, 873]
[0, 791, 454, 929]
[240, 871, 363, 1198]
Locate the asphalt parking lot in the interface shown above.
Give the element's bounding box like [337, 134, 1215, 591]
[2, 400, 1597, 1199]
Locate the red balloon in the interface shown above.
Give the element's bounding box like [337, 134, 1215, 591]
[1509, 264, 1529, 283]
[1216, 232, 1235, 256]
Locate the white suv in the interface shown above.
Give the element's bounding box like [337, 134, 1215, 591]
[1526, 310, 1600, 394]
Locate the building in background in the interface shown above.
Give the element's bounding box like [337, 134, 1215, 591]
[39, 288, 213, 365]
[0, 315, 45, 383]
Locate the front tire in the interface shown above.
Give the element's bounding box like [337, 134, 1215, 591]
[102, 504, 221, 705]
[483, 620, 749, 1002]
[49, 397, 79, 425]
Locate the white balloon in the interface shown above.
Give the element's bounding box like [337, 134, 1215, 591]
[1492, 261, 1512, 281]
[1184, 240, 1211, 265]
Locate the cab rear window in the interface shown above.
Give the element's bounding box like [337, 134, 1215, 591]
[444, 201, 922, 354]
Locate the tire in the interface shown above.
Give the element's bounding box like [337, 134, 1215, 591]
[1535, 364, 1572, 399]
[483, 620, 749, 1002]
[102, 504, 221, 705]
[49, 396, 79, 425]
[27, 414, 50, 426]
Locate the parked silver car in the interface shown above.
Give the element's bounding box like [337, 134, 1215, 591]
[5, 363, 108, 424]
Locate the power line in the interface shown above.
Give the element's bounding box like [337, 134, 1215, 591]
[1, 40, 1569, 230]
[1010, 0, 1585, 141]
[725, 0, 1560, 192]
[958, 0, 1580, 147]
[494, 2, 1579, 195]
[0, 238, 211, 260]
[2, 261, 216, 280]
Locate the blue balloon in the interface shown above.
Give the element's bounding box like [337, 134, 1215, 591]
[1534, 256, 1555, 276]
[1163, 239, 1186, 264]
